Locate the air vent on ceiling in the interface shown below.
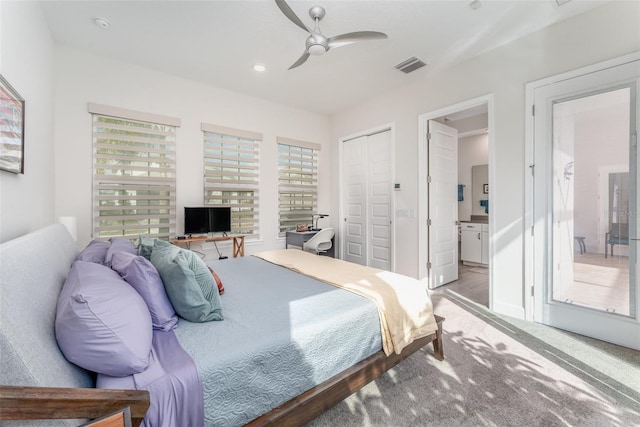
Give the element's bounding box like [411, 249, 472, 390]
[394, 57, 426, 74]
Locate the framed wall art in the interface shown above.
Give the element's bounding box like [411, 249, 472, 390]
[0, 74, 25, 174]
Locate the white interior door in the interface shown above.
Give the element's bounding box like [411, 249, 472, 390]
[428, 121, 459, 288]
[343, 135, 367, 265]
[368, 131, 392, 270]
[533, 58, 640, 349]
[342, 130, 393, 269]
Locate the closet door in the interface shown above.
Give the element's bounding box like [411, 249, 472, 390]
[342, 130, 393, 270]
[343, 136, 368, 265]
[368, 131, 392, 270]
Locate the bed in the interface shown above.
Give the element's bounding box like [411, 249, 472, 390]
[104, 248, 445, 426]
[0, 224, 443, 426]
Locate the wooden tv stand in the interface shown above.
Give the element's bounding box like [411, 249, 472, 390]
[170, 234, 245, 257]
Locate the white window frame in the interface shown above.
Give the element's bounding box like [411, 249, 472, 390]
[202, 123, 261, 238]
[277, 137, 321, 237]
[89, 103, 180, 241]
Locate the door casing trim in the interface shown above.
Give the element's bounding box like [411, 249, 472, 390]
[418, 94, 495, 310]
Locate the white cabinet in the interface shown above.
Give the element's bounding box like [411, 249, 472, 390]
[461, 223, 488, 266]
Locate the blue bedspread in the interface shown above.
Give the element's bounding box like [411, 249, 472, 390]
[174, 255, 382, 427]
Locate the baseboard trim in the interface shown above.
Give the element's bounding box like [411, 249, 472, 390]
[492, 300, 525, 320]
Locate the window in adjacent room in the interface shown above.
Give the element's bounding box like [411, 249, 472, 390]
[277, 137, 320, 236]
[202, 124, 261, 237]
[90, 103, 180, 241]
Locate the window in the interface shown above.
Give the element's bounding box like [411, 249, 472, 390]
[90, 104, 180, 241]
[277, 137, 320, 236]
[202, 124, 261, 237]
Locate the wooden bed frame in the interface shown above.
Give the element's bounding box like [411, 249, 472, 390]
[0, 316, 443, 426]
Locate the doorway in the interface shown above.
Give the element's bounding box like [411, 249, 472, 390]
[418, 95, 494, 309]
[527, 54, 640, 349]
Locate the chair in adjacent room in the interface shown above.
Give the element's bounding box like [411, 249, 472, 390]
[605, 223, 629, 258]
[303, 228, 335, 255]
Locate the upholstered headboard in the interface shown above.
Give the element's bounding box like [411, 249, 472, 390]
[0, 224, 93, 390]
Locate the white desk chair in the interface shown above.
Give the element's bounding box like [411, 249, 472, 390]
[303, 228, 334, 255]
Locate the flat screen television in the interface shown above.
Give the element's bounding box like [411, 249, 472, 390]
[184, 207, 232, 235]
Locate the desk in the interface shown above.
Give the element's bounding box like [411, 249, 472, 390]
[171, 235, 245, 257]
[285, 230, 335, 257]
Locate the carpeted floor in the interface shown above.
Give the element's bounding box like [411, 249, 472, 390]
[308, 293, 640, 427]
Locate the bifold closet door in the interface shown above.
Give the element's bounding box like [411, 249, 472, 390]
[343, 136, 368, 266]
[342, 131, 392, 270]
[368, 131, 392, 270]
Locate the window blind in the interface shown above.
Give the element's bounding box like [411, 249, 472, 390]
[202, 123, 261, 237]
[277, 137, 320, 236]
[91, 112, 177, 241]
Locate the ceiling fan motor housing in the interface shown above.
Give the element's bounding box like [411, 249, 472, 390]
[306, 34, 328, 55]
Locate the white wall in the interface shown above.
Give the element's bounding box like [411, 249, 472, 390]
[0, 1, 55, 242]
[53, 46, 332, 256]
[330, 1, 640, 318]
[458, 133, 489, 222]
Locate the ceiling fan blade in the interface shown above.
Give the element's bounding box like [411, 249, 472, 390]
[328, 31, 388, 49]
[275, 0, 310, 33]
[288, 51, 310, 70]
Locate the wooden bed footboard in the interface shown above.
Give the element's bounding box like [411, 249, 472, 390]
[0, 386, 150, 427]
[247, 315, 444, 427]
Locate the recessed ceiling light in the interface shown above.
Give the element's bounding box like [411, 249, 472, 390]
[469, 0, 482, 10]
[92, 17, 112, 30]
[253, 63, 266, 72]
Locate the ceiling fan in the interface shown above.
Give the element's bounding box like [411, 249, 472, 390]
[275, 0, 388, 70]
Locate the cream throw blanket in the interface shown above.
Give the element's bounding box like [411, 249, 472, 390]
[254, 249, 438, 356]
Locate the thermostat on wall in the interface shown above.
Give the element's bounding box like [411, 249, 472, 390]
[394, 183, 401, 191]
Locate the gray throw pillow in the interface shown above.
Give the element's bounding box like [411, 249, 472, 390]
[150, 241, 223, 322]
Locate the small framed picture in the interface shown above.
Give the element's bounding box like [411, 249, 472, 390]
[483, 184, 489, 194]
[0, 74, 25, 174]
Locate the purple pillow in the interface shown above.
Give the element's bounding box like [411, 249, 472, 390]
[110, 251, 178, 331]
[104, 237, 137, 267]
[55, 261, 152, 377]
[75, 239, 110, 264]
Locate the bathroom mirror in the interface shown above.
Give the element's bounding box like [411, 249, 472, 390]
[472, 164, 488, 216]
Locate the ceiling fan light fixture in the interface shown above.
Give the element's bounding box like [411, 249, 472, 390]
[308, 44, 327, 56]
